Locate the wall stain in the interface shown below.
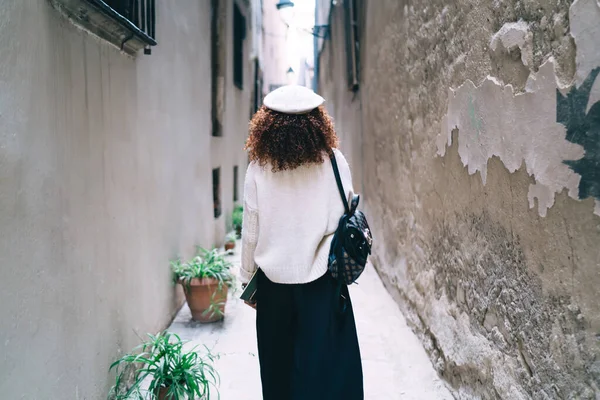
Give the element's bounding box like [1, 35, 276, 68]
[559, 67, 600, 204]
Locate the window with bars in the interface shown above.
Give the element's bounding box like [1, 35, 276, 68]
[344, 0, 359, 91]
[213, 168, 222, 219]
[233, 166, 239, 202]
[211, 0, 222, 136]
[52, 0, 157, 55]
[96, 0, 156, 44]
[233, 3, 246, 89]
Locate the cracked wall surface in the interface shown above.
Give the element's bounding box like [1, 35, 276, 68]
[318, 0, 600, 398]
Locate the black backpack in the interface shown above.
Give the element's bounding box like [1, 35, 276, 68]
[328, 153, 373, 286]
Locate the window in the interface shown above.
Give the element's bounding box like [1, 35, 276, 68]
[233, 166, 239, 202]
[233, 3, 246, 89]
[213, 168, 222, 218]
[53, 0, 157, 55]
[252, 59, 262, 115]
[344, 0, 359, 91]
[98, 0, 156, 41]
[211, 0, 222, 136]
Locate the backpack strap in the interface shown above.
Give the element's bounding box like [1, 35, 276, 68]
[330, 152, 350, 214]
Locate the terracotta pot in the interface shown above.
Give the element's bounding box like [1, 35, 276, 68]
[224, 241, 235, 251]
[156, 387, 169, 400]
[181, 278, 228, 322]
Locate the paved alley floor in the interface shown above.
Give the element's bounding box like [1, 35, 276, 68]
[168, 246, 453, 400]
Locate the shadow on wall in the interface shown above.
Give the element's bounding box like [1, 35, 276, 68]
[559, 68, 600, 210]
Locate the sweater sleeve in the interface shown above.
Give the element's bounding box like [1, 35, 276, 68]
[240, 163, 259, 284]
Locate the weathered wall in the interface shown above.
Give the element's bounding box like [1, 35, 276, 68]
[319, 0, 600, 398]
[315, 0, 363, 192]
[218, 0, 255, 240]
[0, 0, 251, 398]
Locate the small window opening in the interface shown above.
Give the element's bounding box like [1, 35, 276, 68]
[233, 166, 239, 202]
[213, 168, 222, 218]
[211, 0, 222, 136]
[233, 3, 246, 89]
[344, 0, 360, 91]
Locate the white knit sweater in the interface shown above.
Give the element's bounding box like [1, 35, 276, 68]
[240, 149, 353, 284]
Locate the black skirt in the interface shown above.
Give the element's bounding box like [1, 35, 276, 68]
[255, 269, 364, 400]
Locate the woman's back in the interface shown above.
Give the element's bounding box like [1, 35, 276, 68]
[240, 85, 363, 400]
[241, 149, 353, 284]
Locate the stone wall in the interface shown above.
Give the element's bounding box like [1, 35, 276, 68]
[0, 0, 252, 398]
[318, 0, 600, 398]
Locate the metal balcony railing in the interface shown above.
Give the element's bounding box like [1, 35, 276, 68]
[87, 0, 157, 53]
[50, 0, 158, 54]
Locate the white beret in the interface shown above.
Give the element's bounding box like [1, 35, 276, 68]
[263, 85, 325, 114]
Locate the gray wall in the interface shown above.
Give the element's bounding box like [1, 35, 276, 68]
[318, 0, 600, 398]
[316, 0, 363, 192]
[0, 0, 252, 398]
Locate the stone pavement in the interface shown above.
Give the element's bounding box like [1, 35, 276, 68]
[168, 244, 453, 400]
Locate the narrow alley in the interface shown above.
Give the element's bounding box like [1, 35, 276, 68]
[168, 245, 453, 400]
[1, 0, 599, 399]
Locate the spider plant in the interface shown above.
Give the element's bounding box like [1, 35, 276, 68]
[225, 232, 237, 244]
[108, 331, 219, 400]
[170, 248, 234, 322]
[171, 248, 233, 288]
[232, 206, 243, 237]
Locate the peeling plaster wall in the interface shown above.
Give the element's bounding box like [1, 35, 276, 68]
[438, 60, 591, 217]
[0, 1, 251, 398]
[318, 0, 600, 398]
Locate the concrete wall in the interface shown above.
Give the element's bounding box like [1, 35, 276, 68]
[217, 0, 255, 239]
[318, 0, 600, 398]
[0, 0, 252, 398]
[261, 0, 289, 94]
[315, 0, 363, 192]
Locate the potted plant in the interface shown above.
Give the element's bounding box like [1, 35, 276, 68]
[108, 331, 219, 400]
[171, 248, 234, 323]
[232, 205, 243, 238]
[224, 232, 236, 252]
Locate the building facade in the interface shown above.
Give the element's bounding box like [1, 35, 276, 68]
[261, 0, 290, 94]
[0, 0, 255, 398]
[317, 0, 600, 398]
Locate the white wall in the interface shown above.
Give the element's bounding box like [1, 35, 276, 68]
[0, 0, 252, 398]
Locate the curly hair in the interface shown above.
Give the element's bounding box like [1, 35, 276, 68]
[245, 105, 339, 172]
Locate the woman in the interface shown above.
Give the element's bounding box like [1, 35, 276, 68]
[240, 85, 363, 400]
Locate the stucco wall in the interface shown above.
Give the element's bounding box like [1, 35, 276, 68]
[0, 0, 251, 398]
[217, 0, 255, 240]
[319, 0, 600, 398]
[316, 0, 363, 192]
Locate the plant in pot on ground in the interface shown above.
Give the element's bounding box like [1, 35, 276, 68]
[224, 232, 236, 252]
[232, 205, 243, 238]
[108, 331, 219, 400]
[171, 248, 233, 323]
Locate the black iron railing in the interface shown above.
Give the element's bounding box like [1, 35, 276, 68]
[88, 0, 157, 52]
